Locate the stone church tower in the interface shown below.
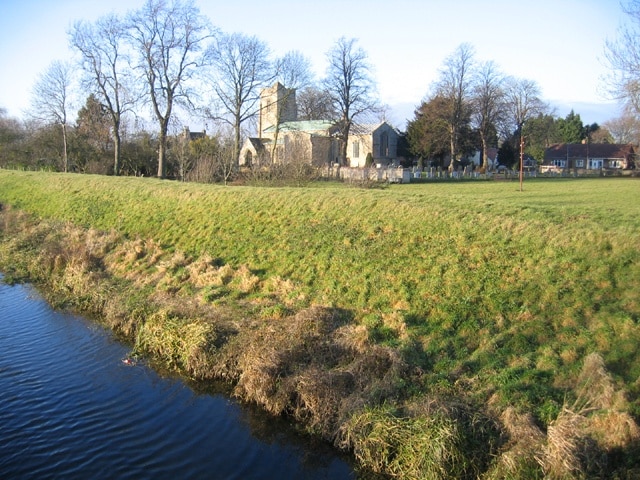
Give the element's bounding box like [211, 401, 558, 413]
[259, 82, 297, 138]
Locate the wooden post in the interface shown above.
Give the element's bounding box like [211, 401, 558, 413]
[519, 136, 524, 192]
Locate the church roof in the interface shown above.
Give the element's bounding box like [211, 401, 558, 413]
[245, 137, 267, 152]
[350, 121, 396, 135]
[263, 120, 336, 134]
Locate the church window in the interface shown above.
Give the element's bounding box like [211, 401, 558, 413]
[380, 131, 389, 157]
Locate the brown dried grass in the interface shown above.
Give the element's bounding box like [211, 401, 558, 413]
[543, 407, 587, 479]
[482, 407, 546, 479]
[186, 254, 225, 287]
[540, 353, 640, 479]
[222, 306, 407, 440]
[484, 353, 640, 479]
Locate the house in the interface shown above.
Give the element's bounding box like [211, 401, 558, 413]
[465, 147, 498, 170]
[239, 82, 399, 168]
[542, 143, 636, 173]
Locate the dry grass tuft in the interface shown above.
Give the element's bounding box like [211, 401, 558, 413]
[382, 311, 409, 340]
[543, 407, 587, 479]
[485, 354, 640, 479]
[263, 275, 306, 306]
[232, 265, 260, 294]
[186, 254, 223, 287]
[222, 306, 408, 441]
[134, 310, 217, 378]
[482, 407, 545, 479]
[107, 238, 165, 286]
[539, 353, 640, 479]
[339, 400, 500, 479]
[575, 353, 640, 451]
[589, 411, 640, 450]
[290, 367, 355, 437]
[574, 352, 617, 412]
[230, 307, 350, 415]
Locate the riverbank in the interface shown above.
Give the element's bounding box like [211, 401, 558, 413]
[0, 280, 355, 479]
[1, 170, 639, 478]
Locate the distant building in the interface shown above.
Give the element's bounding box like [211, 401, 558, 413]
[465, 147, 499, 170]
[239, 82, 399, 168]
[182, 127, 206, 141]
[542, 143, 636, 173]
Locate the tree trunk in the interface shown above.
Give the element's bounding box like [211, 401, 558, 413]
[157, 123, 168, 178]
[61, 123, 69, 173]
[113, 117, 121, 176]
[234, 112, 241, 168]
[480, 133, 488, 171]
[340, 139, 348, 166]
[113, 133, 121, 176]
[449, 125, 456, 172]
[340, 119, 350, 166]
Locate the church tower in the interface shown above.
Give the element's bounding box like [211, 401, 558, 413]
[259, 82, 297, 138]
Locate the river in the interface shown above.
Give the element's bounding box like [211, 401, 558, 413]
[0, 279, 356, 479]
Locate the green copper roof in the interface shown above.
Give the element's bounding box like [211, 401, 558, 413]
[263, 120, 336, 133]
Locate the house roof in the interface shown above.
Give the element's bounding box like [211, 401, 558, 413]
[544, 143, 635, 160]
[246, 137, 267, 152]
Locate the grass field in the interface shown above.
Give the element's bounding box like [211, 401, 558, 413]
[1, 170, 639, 478]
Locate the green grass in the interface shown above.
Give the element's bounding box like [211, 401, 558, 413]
[1, 170, 640, 477]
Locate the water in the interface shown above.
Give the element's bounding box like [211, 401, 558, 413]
[0, 280, 356, 479]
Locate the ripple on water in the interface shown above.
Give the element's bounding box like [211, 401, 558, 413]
[0, 281, 355, 480]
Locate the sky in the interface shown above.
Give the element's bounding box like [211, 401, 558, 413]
[0, 0, 629, 129]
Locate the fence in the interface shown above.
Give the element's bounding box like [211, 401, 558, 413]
[324, 166, 412, 184]
[322, 164, 636, 184]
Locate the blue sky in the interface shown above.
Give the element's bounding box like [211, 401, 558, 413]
[0, 0, 628, 128]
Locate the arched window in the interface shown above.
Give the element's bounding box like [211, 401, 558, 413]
[244, 150, 253, 167]
[380, 131, 389, 157]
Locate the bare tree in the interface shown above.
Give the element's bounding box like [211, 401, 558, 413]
[503, 77, 547, 140]
[213, 140, 238, 185]
[471, 60, 506, 171]
[297, 86, 336, 121]
[275, 50, 313, 90]
[207, 32, 272, 164]
[30, 60, 74, 172]
[603, 111, 640, 144]
[432, 43, 475, 171]
[69, 14, 136, 176]
[0, 108, 26, 167]
[323, 37, 378, 164]
[604, 0, 640, 114]
[128, 0, 214, 178]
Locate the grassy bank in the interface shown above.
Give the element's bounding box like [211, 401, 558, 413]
[1, 170, 639, 478]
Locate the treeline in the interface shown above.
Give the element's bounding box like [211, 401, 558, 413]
[0, 0, 378, 181]
[404, 44, 625, 172]
[2, 0, 640, 181]
[0, 105, 320, 185]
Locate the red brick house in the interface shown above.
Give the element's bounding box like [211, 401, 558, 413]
[542, 143, 636, 173]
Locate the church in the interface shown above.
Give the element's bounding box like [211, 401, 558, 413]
[239, 82, 399, 168]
